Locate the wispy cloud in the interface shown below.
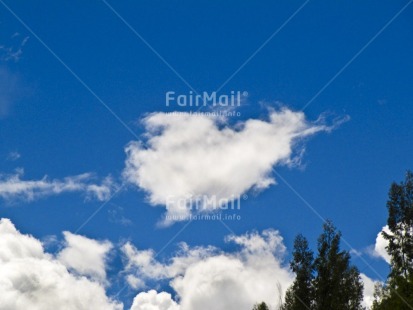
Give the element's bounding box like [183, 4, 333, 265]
[0, 67, 21, 118]
[6, 151, 21, 161]
[0, 34, 30, 118]
[0, 169, 115, 202]
[108, 204, 133, 226]
[0, 33, 29, 62]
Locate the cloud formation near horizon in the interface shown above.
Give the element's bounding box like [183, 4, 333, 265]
[123, 229, 377, 309]
[123, 229, 294, 310]
[123, 108, 340, 223]
[0, 218, 122, 310]
[0, 218, 376, 309]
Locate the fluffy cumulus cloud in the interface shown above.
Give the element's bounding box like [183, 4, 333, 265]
[123, 108, 339, 222]
[130, 290, 180, 310]
[371, 225, 391, 264]
[57, 232, 113, 284]
[123, 229, 294, 310]
[0, 218, 122, 310]
[0, 218, 377, 309]
[0, 169, 114, 202]
[360, 273, 377, 309]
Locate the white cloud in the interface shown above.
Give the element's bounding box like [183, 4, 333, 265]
[0, 169, 114, 202]
[0, 218, 377, 310]
[123, 108, 337, 223]
[371, 224, 413, 264]
[0, 35, 30, 117]
[124, 229, 294, 310]
[6, 151, 21, 161]
[57, 232, 113, 284]
[0, 218, 122, 310]
[108, 204, 133, 226]
[130, 290, 180, 310]
[126, 274, 146, 290]
[360, 273, 378, 309]
[0, 34, 29, 62]
[370, 226, 391, 264]
[0, 67, 21, 118]
[123, 241, 216, 281]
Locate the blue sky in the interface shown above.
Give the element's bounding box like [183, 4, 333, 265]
[0, 1, 412, 309]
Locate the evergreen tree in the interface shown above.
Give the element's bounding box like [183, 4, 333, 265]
[283, 234, 314, 310]
[373, 171, 413, 309]
[312, 221, 363, 310]
[283, 221, 363, 310]
[383, 171, 413, 280]
[252, 302, 270, 310]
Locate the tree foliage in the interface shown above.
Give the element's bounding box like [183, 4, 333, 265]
[252, 302, 270, 310]
[252, 172, 413, 310]
[312, 221, 363, 310]
[373, 171, 413, 309]
[283, 234, 314, 310]
[282, 221, 364, 310]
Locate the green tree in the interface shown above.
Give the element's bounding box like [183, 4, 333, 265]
[252, 302, 269, 310]
[283, 221, 363, 310]
[283, 234, 314, 310]
[383, 171, 413, 280]
[373, 171, 413, 309]
[313, 221, 363, 310]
